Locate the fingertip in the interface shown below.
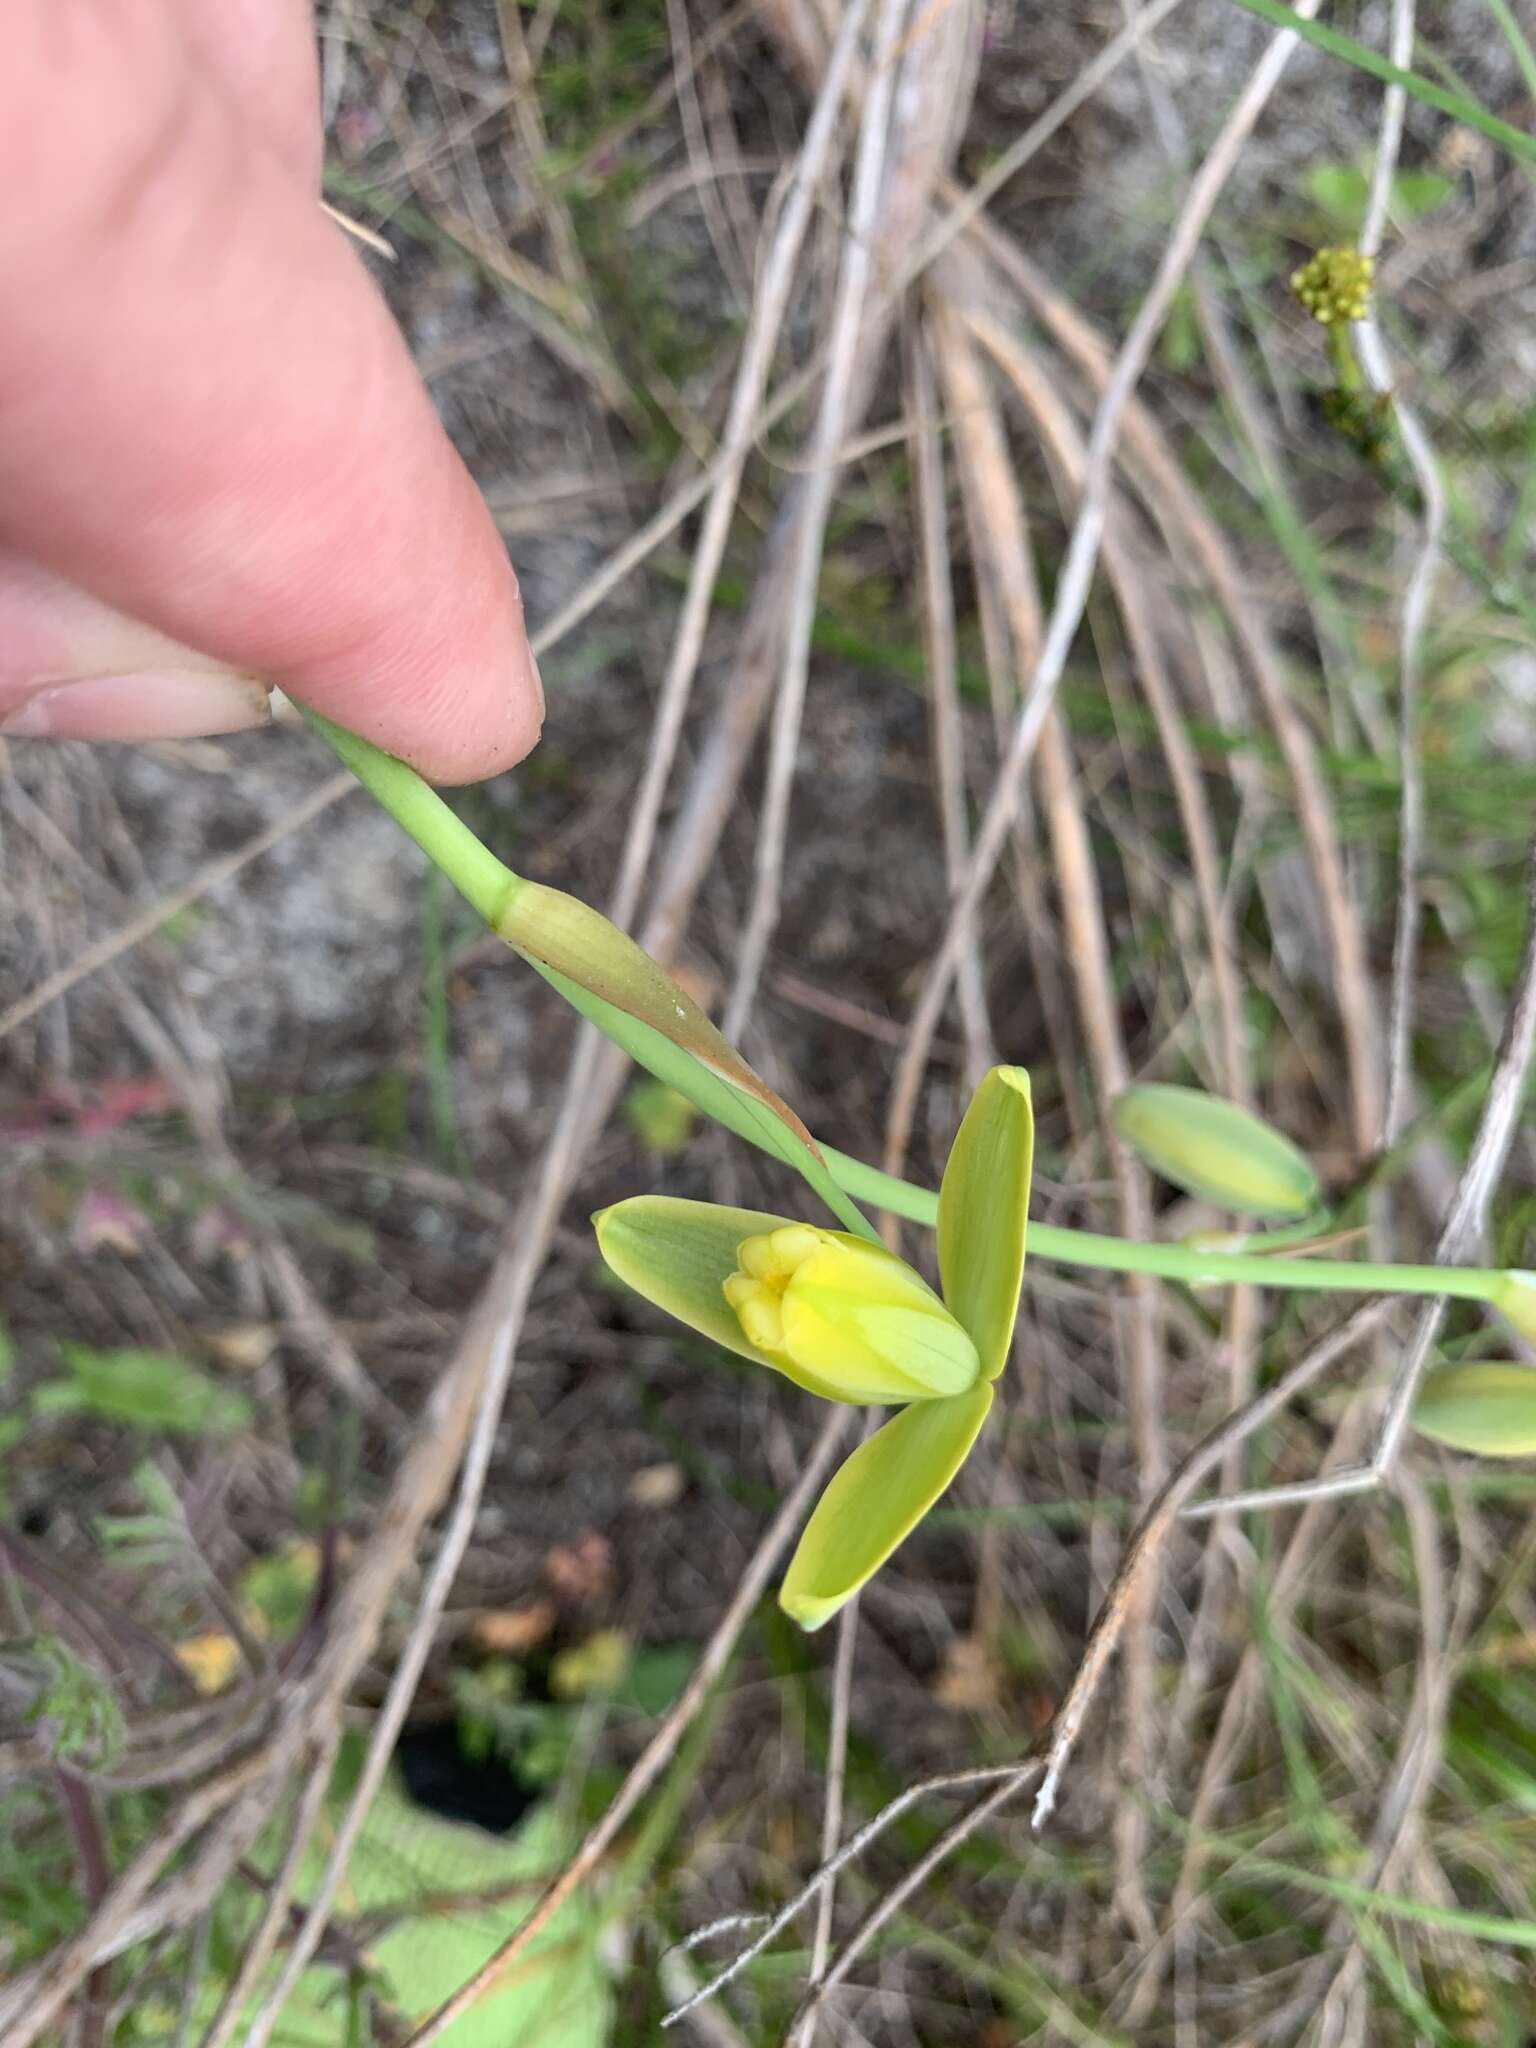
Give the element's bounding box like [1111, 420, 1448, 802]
[398, 660, 545, 786]
[293, 546, 546, 785]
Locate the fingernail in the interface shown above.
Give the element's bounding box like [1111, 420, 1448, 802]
[0, 671, 273, 741]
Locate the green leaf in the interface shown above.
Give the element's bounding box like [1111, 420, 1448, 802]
[1223, 0, 1536, 171]
[937, 1066, 1033, 1380]
[239, 1541, 322, 1639]
[595, 1196, 851, 1401]
[504, 883, 875, 1240]
[44, 1344, 251, 1435]
[780, 1383, 994, 1631]
[1113, 1084, 1320, 1220]
[1414, 1363, 1536, 1457]
[623, 1078, 698, 1154]
[615, 1642, 696, 1716]
[1306, 161, 1454, 233]
[194, 1744, 611, 2048]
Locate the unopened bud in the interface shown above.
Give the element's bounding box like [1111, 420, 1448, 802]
[1491, 1270, 1536, 1342]
[1114, 1085, 1320, 1220]
[1291, 246, 1374, 324]
[1413, 1361, 1536, 1458]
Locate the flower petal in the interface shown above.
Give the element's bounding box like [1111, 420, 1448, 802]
[594, 1197, 849, 1401]
[1413, 1362, 1536, 1457]
[937, 1066, 1033, 1380]
[1112, 1084, 1320, 1220]
[779, 1383, 994, 1630]
[780, 1240, 978, 1401]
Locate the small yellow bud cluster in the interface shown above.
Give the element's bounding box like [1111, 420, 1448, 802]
[1290, 246, 1374, 325]
[723, 1225, 980, 1405]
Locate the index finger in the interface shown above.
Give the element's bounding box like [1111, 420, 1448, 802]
[0, 0, 543, 784]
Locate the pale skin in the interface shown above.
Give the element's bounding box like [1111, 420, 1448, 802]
[0, 0, 543, 784]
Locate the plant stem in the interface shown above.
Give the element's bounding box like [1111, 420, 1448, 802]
[312, 716, 1510, 1314]
[304, 710, 522, 929]
[1326, 319, 1360, 394]
[823, 1149, 1507, 1309]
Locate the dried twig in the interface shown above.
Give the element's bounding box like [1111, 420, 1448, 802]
[674, 1300, 1395, 2029]
[724, 0, 909, 1039]
[789, 1538, 863, 2048]
[905, 315, 993, 1085]
[969, 218, 1382, 1156]
[399, 1412, 851, 2048]
[1354, 0, 1445, 1149]
[1190, 843, 1536, 1519]
[889, 0, 1337, 1153]
[606, 0, 872, 939]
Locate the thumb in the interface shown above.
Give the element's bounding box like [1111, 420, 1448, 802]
[0, 2, 542, 785]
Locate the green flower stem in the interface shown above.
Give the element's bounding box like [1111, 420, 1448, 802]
[822, 1149, 1506, 1309]
[312, 715, 1507, 1315]
[1326, 321, 1360, 395]
[305, 710, 522, 930]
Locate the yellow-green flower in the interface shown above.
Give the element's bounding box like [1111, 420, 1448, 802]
[1290, 246, 1374, 325]
[721, 1224, 979, 1404]
[595, 1066, 1034, 1629]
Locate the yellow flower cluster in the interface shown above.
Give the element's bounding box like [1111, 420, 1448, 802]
[1290, 246, 1374, 325]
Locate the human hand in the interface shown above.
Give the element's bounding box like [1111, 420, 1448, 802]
[0, 0, 542, 785]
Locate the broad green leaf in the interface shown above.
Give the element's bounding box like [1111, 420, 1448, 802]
[937, 1066, 1033, 1380]
[1306, 160, 1454, 233]
[1414, 1363, 1536, 1457]
[505, 882, 875, 1240]
[780, 1382, 994, 1630]
[188, 1748, 610, 2048]
[42, 1344, 250, 1435]
[1113, 1084, 1320, 1220]
[595, 1196, 849, 1401]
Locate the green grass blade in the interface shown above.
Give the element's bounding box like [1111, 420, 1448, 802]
[1224, 0, 1536, 167]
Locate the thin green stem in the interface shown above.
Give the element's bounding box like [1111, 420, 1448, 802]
[824, 1149, 1508, 1308]
[1326, 320, 1361, 395]
[304, 710, 523, 929]
[1480, 0, 1536, 99]
[313, 716, 1511, 1314]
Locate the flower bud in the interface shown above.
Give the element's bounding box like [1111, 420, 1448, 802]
[1113, 1084, 1320, 1220]
[1491, 1270, 1536, 1343]
[1291, 246, 1374, 325]
[1413, 1362, 1536, 1458]
[723, 1225, 979, 1406]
